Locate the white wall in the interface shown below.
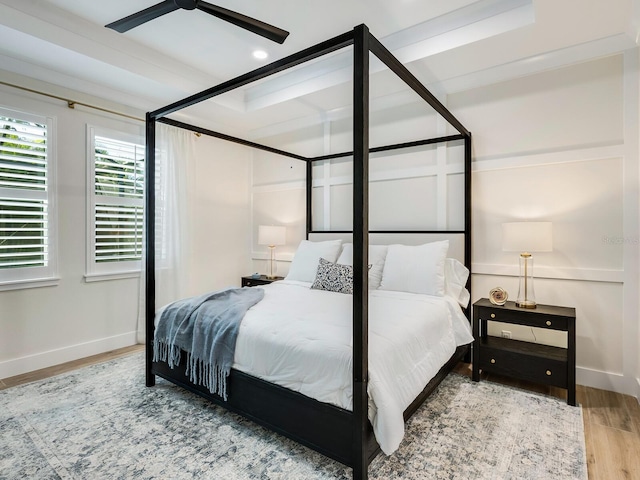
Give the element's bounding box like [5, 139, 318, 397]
[251, 126, 320, 277]
[0, 80, 252, 378]
[187, 134, 252, 294]
[449, 53, 639, 396]
[0, 83, 143, 377]
[250, 52, 640, 398]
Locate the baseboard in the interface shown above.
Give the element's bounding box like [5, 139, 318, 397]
[0, 331, 137, 379]
[576, 366, 639, 398]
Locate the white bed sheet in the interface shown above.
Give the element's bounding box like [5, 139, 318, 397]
[231, 279, 473, 454]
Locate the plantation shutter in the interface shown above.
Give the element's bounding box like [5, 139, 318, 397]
[94, 136, 144, 264]
[0, 115, 48, 270]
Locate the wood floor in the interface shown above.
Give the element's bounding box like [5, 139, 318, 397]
[0, 345, 143, 390]
[2, 347, 639, 480]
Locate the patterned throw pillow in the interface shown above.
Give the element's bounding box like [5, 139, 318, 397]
[311, 258, 354, 294]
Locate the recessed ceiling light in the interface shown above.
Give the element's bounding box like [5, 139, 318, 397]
[253, 50, 268, 60]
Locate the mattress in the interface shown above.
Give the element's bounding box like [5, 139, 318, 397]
[229, 279, 473, 454]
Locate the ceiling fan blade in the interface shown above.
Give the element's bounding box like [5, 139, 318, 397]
[196, 2, 289, 44]
[105, 1, 180, 33]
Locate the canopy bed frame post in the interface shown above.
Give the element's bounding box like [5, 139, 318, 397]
[306, 159, 313, 238]
[463, 134, 473, 361]
[144, 112, 156, 387]
[352, 23, 370, 480]
[464, 134, 472, 302]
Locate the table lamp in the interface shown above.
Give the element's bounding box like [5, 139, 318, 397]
[502, 222, 552, 309]
[258, 225, 286, 279]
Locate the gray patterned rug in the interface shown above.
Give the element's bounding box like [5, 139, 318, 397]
[0, 352, 586, 480]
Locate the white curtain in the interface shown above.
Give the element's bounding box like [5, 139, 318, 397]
[137, 123, 196, 343]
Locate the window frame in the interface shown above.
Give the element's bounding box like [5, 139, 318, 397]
[85, 125, 144, 282]
[0, 106, 58, 291]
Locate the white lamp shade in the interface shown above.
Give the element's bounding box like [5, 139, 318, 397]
[502, 222, 552, 253]
[258, 225, 286, 246]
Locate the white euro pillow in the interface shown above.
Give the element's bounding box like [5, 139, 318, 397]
[285, 239, 343, 283]
[444, 258, 470, 307]
[379, 241, 449, 296]
[336, 244, 388, 289]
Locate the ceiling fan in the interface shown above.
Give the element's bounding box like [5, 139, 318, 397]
[105, 0, 289, 44]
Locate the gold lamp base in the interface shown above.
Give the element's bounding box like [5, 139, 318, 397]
[516, 252, 537, 309]
[267, 245, 277, 279]
[516, 300, 537, 309]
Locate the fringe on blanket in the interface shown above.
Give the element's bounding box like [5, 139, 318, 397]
[153, 340, 229, 401]
[186, 356, 229, 401]
[153, 340, 182, 368]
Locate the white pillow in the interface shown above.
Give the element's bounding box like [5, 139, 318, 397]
[379, 241, 449, 296]
[336, 244, 388, 289]
[444, 258, 470, 307]
[285, 239, 343, 283]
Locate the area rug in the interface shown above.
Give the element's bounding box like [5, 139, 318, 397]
[0, 352, 587, 479]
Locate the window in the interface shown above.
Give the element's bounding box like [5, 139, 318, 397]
[86, 127, 144, 280]
[0, 107, 57, 290]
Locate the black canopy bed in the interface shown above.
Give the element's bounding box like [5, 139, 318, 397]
[144, 24, 472, 480]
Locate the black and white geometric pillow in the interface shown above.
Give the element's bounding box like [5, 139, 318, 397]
[311, 258, 354, 294]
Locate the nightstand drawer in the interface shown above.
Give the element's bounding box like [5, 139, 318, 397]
[243, 278, 267, 287]
[475, 306, 568, 331]
[479, 338, 568, 388]
[241, 275, 284, 287]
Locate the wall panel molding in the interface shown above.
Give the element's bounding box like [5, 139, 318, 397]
[253, 180, 306, 194]
[472, 264, 624, 283]
[472, 143, 624, 172]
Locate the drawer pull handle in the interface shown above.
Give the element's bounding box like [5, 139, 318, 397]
[490, 358, 496, 364]
[546, 370, 552, 376]
[490, 313, 496, 319]
[546, 320, 552, 326]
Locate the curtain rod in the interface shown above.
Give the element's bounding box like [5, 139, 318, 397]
[0, 80, 144, 122]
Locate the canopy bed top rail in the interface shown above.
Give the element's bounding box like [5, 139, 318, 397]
[157, 117, 308, 161]
[310, 134, 466, 162]
[149, 30, 355, 120]
[367, 33, 470, 137]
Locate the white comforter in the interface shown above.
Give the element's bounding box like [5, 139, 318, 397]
[231, 280, 473, 455]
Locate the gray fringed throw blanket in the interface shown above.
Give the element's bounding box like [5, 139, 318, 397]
[153, 287, 265, 400]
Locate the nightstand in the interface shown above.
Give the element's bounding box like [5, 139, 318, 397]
[472, 298, 576, 406]
[241, 275, 284, 287]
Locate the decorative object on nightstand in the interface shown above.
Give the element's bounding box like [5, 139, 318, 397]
[502, 221, 552, 309]
[472, 298, 576, 406]
[258, 225, 286, 279]
[489, 287, 508, 305]
[241, 274, 284, 287]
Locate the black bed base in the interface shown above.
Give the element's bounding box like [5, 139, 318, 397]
[150, 344, 468, 469]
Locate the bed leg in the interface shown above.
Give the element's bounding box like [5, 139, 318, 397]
[146, 345, 155, 387]
[463, 345, 471, 364]
[353, 464, 368, 480]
